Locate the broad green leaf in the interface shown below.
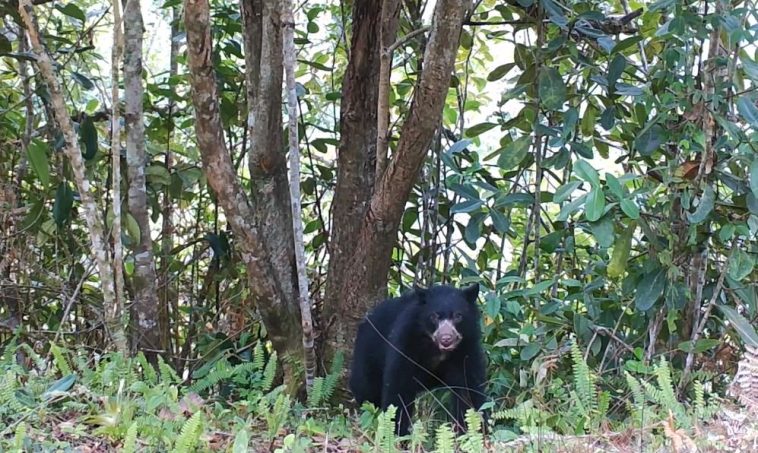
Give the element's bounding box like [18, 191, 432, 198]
[737, 95, 758, 128]
[146, 165, 171, 186]
[584, 188, 606, 222]
[465, 122, 498, 137]
[79, 115, 98, 160]
[686, 185, 714, 224]
[446, 139, 471, 155]
[27, 139, 50, 187]
[464, 215, 482, 245]
[520, 343, 541, 361]
[634, 267, 666, 311]
[620, 199, 640, 219]
[677, 339, 719, 353]
[487, 63, 515, 81]
[605, 173, 624, 199]
[574, 159, 600, 187]
[718, 305, 758, 347]
[634, 124, 664, 156]
[232, 429, 251, 453]
[557, 194, 586, 221]
[539, 231, 564, 252]
[607, 53, 625, 90]
[590, 216, 614, 248]
[20, 199, 45, 231]
[497, 135, 531, 170]
[727, 276, 758, 316]
[490, 209, 510, 234]
[611, 36, 644, 54]
[538, 67, 567, 110]
[581, 105, 596, 136]
[740, 52, 758, 81]
[72, 72, 95, 90]
[43, 374, 76, 400]
[750, 158, 758, 198]
[554, 181, 582, 203]
[125, 213, 141, 244]
[52, 182, 74, 226]
[728, 249, 754, 281]
[451, 199, 483, 214]
[56, 3, 86, 22]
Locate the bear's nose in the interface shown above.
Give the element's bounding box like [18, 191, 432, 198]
[440, 334, 455, 346]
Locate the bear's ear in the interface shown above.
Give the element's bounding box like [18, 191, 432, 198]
[413, 285, 427, 304]
[462, 283, 479, 304]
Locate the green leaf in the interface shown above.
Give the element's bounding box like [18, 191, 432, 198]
[737, 95, 758, 128]
[71, 72, 95, 90]
[634, 124, 664, 156]
[497, 136, 531, 170]
[520, 343, 541, 361]
[581, 105, 596, 136]
[554, 181, 582, 203]
[79, 115, 98, 159]
[611, 36, 644, 54]
[750, 158, 758, 198]
[686, 185, 715, 224]
[446, 139, 471, 155]
[487, 63, 515, 81]
[451, 199, 483, 214]
[607, 53, 626, 90]
[52, 182, 74, 226]
[0, 35, 11, 53]
[125, 213, 141, 244]
[490, 209, 510, 234]
[43, 374, 76, 400]
[740, 52, 758, 81]
[465, 122, 498, 137]
[232, 429, 251, 453]
[557, 194, 586, 221]
[620, 199, 640, 219]
[538, 67, 567, 110]
[605, 173, 624, 199]
[584, 188, 606, 222]
[27, 139, 51, 187]
[728, 249, 754, 281]
[677, 339, 720, 353]
[56, 3, 86, 22]
[634, 267, 666, 311]
[574, 159, 600, 187]
[718, 305, 758, 347]
[590, 216, 614, 248]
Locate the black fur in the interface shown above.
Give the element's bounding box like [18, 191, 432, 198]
[349, 283, 487, 436]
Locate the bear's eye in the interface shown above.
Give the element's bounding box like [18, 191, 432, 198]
[453, 312, 463, 322]
[429, 313, 439, 323]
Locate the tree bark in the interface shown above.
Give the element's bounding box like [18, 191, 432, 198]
[326, 0, 470, 368]
[282, 0, 316, 389]
[110, 0, 126, 359]
[18, 0, 128, 354]
[123, 0, 163, 362]
[184, 0, 302, 390]
[324, 0, 387, 347]
[376, 0, 402, 178]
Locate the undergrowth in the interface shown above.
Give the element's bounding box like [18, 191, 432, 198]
[0, 338, 739, 452]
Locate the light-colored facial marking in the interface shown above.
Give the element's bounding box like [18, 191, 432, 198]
[431, 319, 462, 352]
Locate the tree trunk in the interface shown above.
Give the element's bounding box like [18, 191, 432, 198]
[18, 0, 128, 354]
[324, 0, 387, 356]
[123, 0, 163, 362]
[325, 0, 470, 371]
[185, 0, 302, 391]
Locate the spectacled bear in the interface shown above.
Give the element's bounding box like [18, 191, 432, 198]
[349, 283, 487, 436]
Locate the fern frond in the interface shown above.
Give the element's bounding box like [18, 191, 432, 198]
[261, 350, 278, 392]
[409, 420, 427, 452]
[173, 411, 204, 453]
[459, 409, 484, 453]
[434, 423, 455, 453]
[123, 423, 138, 452]
[158, 355, 180, 384]
[49, 342, 72, 376]
[374, 405, 397, 453]
[136, 352, 158, 385]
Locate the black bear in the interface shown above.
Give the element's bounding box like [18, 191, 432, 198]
[349, 283, 487, 436]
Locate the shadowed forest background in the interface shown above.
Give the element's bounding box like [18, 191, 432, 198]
[1, 0, 758, 451]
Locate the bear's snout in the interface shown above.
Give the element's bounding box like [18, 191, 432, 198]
[432, 319, 462, 351]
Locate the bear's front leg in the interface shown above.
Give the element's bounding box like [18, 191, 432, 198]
[443, 353, 487, 433]
[381, 351, 420, 437]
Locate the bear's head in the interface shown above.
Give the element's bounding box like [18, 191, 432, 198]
[414, 283, 480, 352]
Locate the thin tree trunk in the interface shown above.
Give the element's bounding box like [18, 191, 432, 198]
[18, 0, 127, 354]
[123, 0, 163, 361]
[185, 0, 302, 391]
[110, 0, 126, 357]
[282, 2, 316, 389]
[375, 0, 402, 178]
[159, 3, 181, 362]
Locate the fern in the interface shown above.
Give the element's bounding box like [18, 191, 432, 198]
[252, 342, 266, 371]
[190, 359, 233, 393]
[263, 391, 291, 441]
[1, 370, 25, 413]
[123, 423, 138, 453]
[374, 405, 397, 453]
[16, 343, 45, 373]
[459, 409, 484, 453]
[173, 411, 204, 453]
[409, 420, 427, 452]
[12, 422, 27, 452]
[158, 355, 180, 384]
[307, 350, 343, 407]
[570, 340, 595, 413]
[694, 380, 705, 419]
[49, 342, 72, 377]
[307, 376, 326, 408]
[624, 371, 646, 425]
[261, 350, 278, 392]
[434, 423, 455, 453]
[136, 352, 158, 385]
